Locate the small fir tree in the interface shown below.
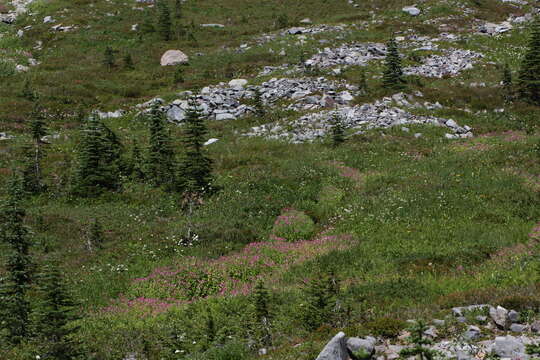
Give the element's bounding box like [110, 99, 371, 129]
[146, 105, 177, 188]
[24, 103, 48, 193]
[518, 18, 540, 105]
[301, 273, 338, 331]
[253, 280, 272, 346]
[359, 69, 368, 94]
[71, 115, 122, 197]
[129, 144, 145, 180]
[123, 53, 134, 70]
[253, 89, 265, 117]
[174, 0, 183, 19]
[178, 98, 213, 195]
[33, 263, 80, 359]
[331, 112, 345, 147]
[103, 46, 116, 69]
[382, 37, 406, 90]
[205, 309, 216, 348]
[0, 176, 33, 344]
[173, 66, 185, 85]
[140, 9, 156, 35]
[85, 218, 104, 252]
[502, 63, 514, 103]
[21, 79, 38, 101]
[157, 0, 172, 41]
[399, 320, 438, 360]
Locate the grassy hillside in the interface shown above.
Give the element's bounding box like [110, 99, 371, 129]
[0, 0, 539, 358]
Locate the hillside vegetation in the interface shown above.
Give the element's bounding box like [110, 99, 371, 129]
[0, 0, 539, 359]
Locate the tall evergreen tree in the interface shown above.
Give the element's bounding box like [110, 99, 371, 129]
[518, 18, 540, 105]
[71, 115, 122, 197]
[157, 0, 172, 41]
[33, 263, 80, 359]
[21, 79, 37, 101]
[502, 63, 514, 103]
[178, 98, 213, 195]
[85, 218, 104, 252]
[0, 176, 33, 344]
[382, 37, 406, 90]
[146, 105, 176, 188]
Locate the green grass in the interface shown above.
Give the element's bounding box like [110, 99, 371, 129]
[1, 0, 540, 358]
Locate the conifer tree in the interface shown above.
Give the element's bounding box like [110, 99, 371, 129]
[146, 105, 176, 188]
[178, 98, 213, 195]
[103, 46, 116, 69]
[33, 263, 80, 359]
[157, 0, 172, 41]
[123, 53, 134, 70]
[174, 0, 183, 19]
[518, 18, 540, 105]
[0, 176, 33, 344]
[382, 37, 406, 90]
[173, 66, 184, 85]
[301, 273, 336, 331]
[129, 144, 145, 180]
[359, 69, 368, 95]
[205, 309, 216, 348]
[85, 218, 104, 252]
[21, 79, 37, 101]
[71, 115, 122, 197]
[399, 320, 438, 360]
[23, 103, 48, 193]
[253, 89, 265, 117]
[253, 280, 272, 346]
[502, 63, 514, 103]
[331, 112, 345, 147]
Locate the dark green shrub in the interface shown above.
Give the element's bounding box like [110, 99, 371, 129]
[366, 317, 406, 338]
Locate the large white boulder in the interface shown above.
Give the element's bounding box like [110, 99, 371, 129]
[160, 50, 189, 66]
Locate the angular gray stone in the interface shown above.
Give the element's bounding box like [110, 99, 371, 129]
[509, 310, 520, 323]
[463, 325, 481, 341]
[166, 106, 186, 122]
[531, 321, 540, 333]
[490, 306, 511, 329]
[316, 332, 349, 360]
[346, 337, 376, 357]
[494, 336, 525, 358]
[509, 324, 528, 333]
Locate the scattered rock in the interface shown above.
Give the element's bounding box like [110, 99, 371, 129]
[402, 6, 421, 16]
[509, 310, 520, 324]
[494, 336, 526, 358]
[463, 326, 481, 341]
[204, 138, 219, 146]
[0, 132, 14, 141]
[404, 49, 483, 78]
[510, 324, 528, 333]
[490, 306, 511, 330]
[160, 50, 189, 66]
[228, 79, 248, 88]
[316, 332, 349, 360]
[346, 337, 376, 357]
[201, 23, 225, 28]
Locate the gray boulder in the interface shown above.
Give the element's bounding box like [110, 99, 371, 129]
[166, 106, 186, 122]
[531, 321, 540, 333]
[316, 332, 349, 360]
[494, 336, 526, 359]
[346, 336, 376, 358]
[509, 310, 520, 323]
[463, 325, 481, 341]
[509, 324, 528, 333]
[490, 306, 511, 329]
